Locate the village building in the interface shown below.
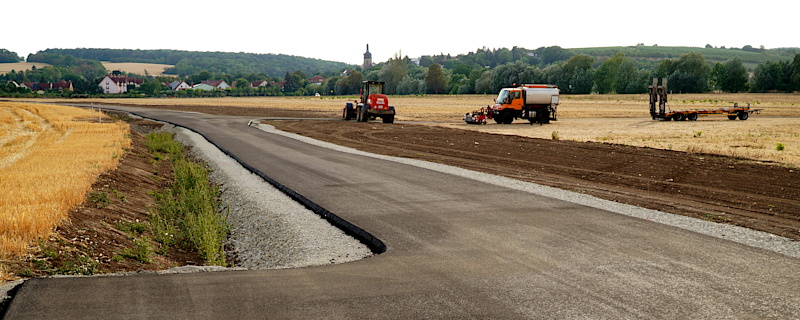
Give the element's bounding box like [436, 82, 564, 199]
[163, 80, 191, 91]
[18, 80, 73, 92]
[99, 75, 143, 94]
[200, 80, 230, 90]
[310, 75, 325, 85]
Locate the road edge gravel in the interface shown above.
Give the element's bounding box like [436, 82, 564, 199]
[255, 122, 800, 259]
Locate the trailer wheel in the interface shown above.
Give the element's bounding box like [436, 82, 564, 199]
[672, 113, 686, 121]
[727, 114, 737, 120]
[738, 112, 749, 120]
[688, 113, 698, 121]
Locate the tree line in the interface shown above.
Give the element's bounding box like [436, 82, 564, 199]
[2, 47, 800, 97]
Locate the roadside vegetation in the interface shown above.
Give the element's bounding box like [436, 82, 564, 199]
[145, 131, 229, 266]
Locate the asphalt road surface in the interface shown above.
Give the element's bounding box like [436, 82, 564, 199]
[4, 106, 800, 319]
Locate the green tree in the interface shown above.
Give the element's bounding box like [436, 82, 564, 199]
[0, 49, 22, 63]
[425, 63, 447, 94]
[334, 70, 363, 95]
[751, 61, 783, 92]
[668, 52, 710, 93]
[563, 55, 594, 94]
[719, 57, 748, 93]
[792, 54, 800, 92]
[234, 77, 249, 89]
[378, 53, 408, 94]
[594, 53, 627, 94]
[137, 79, 163, 96]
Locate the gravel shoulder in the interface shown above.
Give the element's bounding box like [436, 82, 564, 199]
[169, 125, 372, 269]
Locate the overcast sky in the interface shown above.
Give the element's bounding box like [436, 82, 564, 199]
[5, 0, 796, 66]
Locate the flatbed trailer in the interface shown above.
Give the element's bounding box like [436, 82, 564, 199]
[655, 103, 763, 121]
[648, 78, 762, 121]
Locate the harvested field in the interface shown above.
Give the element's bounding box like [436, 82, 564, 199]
[0, 62, 51, 74]
[100, 62, 174, 76]
[0, 103, 130, 257]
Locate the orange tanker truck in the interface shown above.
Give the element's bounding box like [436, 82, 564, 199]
[486, 84, 560, 124]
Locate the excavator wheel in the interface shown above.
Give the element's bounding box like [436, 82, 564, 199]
[382, 115, 394, 124]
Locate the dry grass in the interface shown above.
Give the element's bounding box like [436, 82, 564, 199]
[0, 102, 130, 258]
[0, 62, 52, 74]
[101, 62, 174, 76]
[14, 92, 799, 166]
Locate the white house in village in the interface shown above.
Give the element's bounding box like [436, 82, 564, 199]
[166, 80, 191, 91]
[192, 83, 217, 91]
[200, 80, 230, 90]
[99, 75, 144, 94]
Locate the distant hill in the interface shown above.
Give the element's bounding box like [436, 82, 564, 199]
[35, 48, 355, 77]
[568, 46, 800, 70]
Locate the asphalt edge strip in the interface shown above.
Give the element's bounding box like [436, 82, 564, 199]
[107, 108, 387, 255]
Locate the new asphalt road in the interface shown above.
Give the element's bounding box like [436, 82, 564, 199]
[4, 106, 799, 319]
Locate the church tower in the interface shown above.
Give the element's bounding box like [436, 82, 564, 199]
[362, 44, 373, 69]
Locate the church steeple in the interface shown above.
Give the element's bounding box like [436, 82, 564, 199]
[362, 44, 373, 69]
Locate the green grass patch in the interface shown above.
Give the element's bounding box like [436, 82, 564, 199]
[146, 131, 229, 266]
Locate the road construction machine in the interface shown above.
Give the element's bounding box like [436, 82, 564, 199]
[487, 84, 559, 124]
[342, 81, 396, 123]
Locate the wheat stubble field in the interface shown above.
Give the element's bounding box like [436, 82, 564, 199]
[51, 92, 799, 167]
[0, 103, 130, 260]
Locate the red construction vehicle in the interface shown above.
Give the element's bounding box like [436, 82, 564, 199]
[649, 78, 762, 121]
[342, 81, 396, 123]
[463, 107, 488, 124]
[487, 84, 559, 124]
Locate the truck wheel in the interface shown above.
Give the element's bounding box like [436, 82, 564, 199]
[688, 113, 698, 121]
[672, 113, 686, 121]
[382, 115, 394, 123]
[502, 112, 514, 124]
[738, 112, 749, 120]
[727, 114, 737, 120]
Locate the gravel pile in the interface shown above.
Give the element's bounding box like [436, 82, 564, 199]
[256, 123, 800, 259]
[169, 125, 372, 269]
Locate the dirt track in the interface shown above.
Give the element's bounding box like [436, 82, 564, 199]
[270, 119, 800, 240]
